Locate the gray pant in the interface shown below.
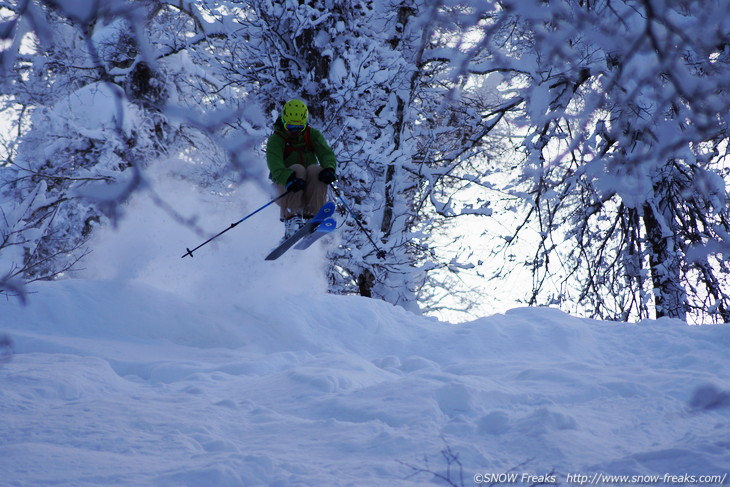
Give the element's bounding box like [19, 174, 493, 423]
[275, 164, 328, 220]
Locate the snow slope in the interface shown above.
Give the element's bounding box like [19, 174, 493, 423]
[2, 171, 730, 487]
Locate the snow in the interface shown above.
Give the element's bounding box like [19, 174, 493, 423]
[2, 172, 730, 486]
[329, 57, 347, 87]
[52, 81, 136, 137]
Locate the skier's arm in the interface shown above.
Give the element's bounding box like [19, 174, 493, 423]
[311, 129, 337, 172]
[266, 135, 293, 186]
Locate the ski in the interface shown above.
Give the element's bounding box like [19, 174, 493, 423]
[265, 202, 335, 260]
[294, 217, 336, 250]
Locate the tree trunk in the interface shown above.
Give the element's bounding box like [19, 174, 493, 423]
[642, 202, 687, 320]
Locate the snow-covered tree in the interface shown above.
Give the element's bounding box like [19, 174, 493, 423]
[8, 0, 727, 324]
[210, 0, 423, 309]
[210, 0, 506, 312]
[473, 0, 730, 322]
[1, 2, 166, 294]
[0, 0, 265, 300]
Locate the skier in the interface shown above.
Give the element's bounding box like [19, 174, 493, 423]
[266, 99, 337, 239]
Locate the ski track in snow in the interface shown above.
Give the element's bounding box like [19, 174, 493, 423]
[2, 174, 730, 486]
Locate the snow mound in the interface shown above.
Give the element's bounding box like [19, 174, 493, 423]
[2, 279, 729, 486]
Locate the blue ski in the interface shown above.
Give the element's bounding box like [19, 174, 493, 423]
[265, 202, 335, 260]
[294, 217, 336, 250]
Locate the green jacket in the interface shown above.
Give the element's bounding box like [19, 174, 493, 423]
[266, 119, 337, 186]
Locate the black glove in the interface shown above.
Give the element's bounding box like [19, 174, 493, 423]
[285, 172, 305, 192]
[318, 167, 337, 185]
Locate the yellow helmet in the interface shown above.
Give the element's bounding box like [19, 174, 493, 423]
[281, 99, 309, 129]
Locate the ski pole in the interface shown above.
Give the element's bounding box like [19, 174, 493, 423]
[330, 182, 387, 260]
[182, 191, 289, 258]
